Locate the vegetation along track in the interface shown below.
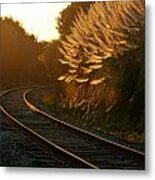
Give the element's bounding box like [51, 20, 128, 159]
[24, 88, 145, 169]
[1, 88, 145, 169]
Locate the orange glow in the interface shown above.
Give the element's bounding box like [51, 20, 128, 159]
[1, 3, 70, 42]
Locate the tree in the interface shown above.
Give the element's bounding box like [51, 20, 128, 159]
[38, 40, 62, 93]
[0, 17, 47, 89]
[57, 2, 93, 38]
[58, 1, 145, 124]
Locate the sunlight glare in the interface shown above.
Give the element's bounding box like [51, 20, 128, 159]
[1, 3, 70, 42]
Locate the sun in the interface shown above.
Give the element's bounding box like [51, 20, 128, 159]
[1, 2, 70, 42]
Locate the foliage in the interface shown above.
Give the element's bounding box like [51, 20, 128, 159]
[0, 17, 47, 89]
[58, 0, 145, 129]
[39, 40, 61, 82]
[38, 40, 63, 96]
[57, 2, 93, 38]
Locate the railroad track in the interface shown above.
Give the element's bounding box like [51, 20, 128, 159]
[1, 113, 83, 167]
[0, 88, 97, 168]
[1, 88, 145, 169]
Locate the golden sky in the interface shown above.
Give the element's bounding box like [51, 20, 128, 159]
[1, 2, 70, 42]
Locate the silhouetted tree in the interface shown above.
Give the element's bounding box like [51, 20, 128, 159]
[0, 17, 47, 89]
[38, 40, 62, 93]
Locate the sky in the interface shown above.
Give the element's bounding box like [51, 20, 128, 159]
[1, 2, 70, 42]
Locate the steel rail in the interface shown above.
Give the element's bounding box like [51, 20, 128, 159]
[0, 88, 98, 169]
[24, 88, 145, 157]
